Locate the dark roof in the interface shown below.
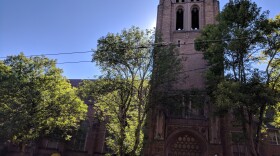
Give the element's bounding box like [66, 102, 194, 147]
[69, 79, 95, 87]
[69, 79, 95, 104]
[69, 79, 83, 87]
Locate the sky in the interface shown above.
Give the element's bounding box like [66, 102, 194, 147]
[0, 0, 279, 79]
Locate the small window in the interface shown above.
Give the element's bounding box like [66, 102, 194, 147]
[268, 131, 280, 145]
[182, 0, 185, 2]
[191, 7, 199, 30]
[46, 140, 59, 149]
[178, 40, 181, 47]
[68, 121, 88, 151]
[176, 8, 184, 30]
[191, 0, 194, 2]
[176, 0, 179, 3]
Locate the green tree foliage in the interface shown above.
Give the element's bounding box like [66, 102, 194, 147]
[267, 14, 280, 128]
[0, 53, 87, 150]
[195, 1, 280, 156]
[79, 79, 148, 156]
[78, 26, 181, 156]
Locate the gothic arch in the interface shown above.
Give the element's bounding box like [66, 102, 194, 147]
[165, 128, 207, 156]
[191, 5, 200, 30]
[176, 6, 184, 30]
[175, 0, 185, 3]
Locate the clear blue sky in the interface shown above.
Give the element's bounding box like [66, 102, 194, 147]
[0, 0, 279, 79]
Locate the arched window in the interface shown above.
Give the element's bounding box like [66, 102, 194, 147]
[191, 7, 199, 30]
[176, 8, 184, 30]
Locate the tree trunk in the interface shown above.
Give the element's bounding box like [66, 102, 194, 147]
[220, 113, 233, 156]
[119, 118, 125, 156]
[255, 104, 266, 156]
[130, 124, 140, 156]
[130, 110, 141, 155]
[119, 106, 127, 156]
[20, 144, 26, 156]
[245, 112, 258, 156]
[119, 125, 125, 156]
[246, 123, 258, 156]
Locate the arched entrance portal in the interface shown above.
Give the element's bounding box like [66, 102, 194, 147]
[166, 130, 207, 156]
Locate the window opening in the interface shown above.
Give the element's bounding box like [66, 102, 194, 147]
[168, 134, 202, 156]
[178, 40, 181, 47]
[182, 0, 185, 2]
[46, 140, 59, 149]
[176, 0, 179, 3]
[176, 9, 184, 30]
[68, 121, 88, 151]
[269, 131, 280, 145]
[191, 7, 199, 30]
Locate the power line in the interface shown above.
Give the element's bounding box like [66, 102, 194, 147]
[56, 61, 92, 64]
[0, 51, 94, 59]
[0, 36, 252, 61]
[0, 47, 200, 63]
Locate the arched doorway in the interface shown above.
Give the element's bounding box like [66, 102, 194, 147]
[166, 130, 207, 156]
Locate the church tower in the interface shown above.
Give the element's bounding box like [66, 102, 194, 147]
[156, 0, 219, 90]
[144, 0, 221, 155]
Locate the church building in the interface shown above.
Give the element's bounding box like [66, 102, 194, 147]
[2, 0, 280, 156]
[143, 0, 280, 156]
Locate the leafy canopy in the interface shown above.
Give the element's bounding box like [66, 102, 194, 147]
[0, 53, 87, 145]
[79, 26, 181, 156]
[195, 0, 280, 155]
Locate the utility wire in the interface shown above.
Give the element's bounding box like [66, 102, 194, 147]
[0, 51, 93, 59]
[56, 61, 92, 64]
[0, 37, 253, 63]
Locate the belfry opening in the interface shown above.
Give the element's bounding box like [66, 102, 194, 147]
[176, 8, 184, 30]
[191, 7, 199, 30]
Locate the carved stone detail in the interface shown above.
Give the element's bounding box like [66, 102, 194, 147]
[167, 125, 208, 141]
[168, 134, 202, 156]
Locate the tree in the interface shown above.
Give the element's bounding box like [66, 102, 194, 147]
[78, 26, 181, 156]
[195, 1, 280, 156]
[0, 53, 87, 152]
[266, 14, 280, 128]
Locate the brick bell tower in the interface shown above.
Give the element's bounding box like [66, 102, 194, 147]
[144, 0, 221, 156]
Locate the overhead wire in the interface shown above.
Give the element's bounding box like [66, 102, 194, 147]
[0, 51, 94, 59]
[56, 61, 92, 64]
[0, 36, 252, 64]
